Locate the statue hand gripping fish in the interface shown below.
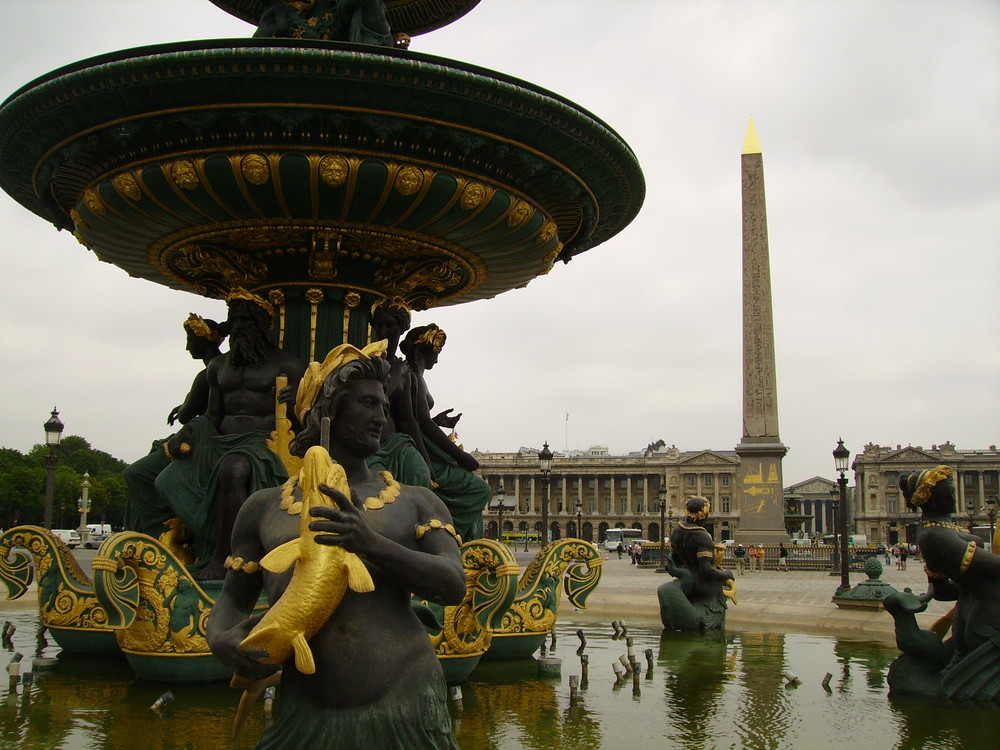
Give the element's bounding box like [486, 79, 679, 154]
[240, 444, 376, 674]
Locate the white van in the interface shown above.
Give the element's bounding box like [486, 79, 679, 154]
[51, 529, 81, 549]
[86, 523, 112, 535]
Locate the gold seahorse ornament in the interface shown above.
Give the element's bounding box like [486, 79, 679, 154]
[239, 445, 375, 673]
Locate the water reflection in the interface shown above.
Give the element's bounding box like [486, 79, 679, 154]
[2, 609, 999, 750]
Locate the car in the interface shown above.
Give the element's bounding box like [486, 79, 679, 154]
[83, 532, 110, 549]
[51, 529, 81, 549]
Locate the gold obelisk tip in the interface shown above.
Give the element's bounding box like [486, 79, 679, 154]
[742, 116, 761, 155]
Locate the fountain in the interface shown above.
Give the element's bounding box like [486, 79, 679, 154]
[0, 0, 634, 692]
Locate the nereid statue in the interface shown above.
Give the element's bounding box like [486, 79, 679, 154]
[883, 466, 1000, 701]
[207, 342, 465, 749]
[658, 497, 736, 631]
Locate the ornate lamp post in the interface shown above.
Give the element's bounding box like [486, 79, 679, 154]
[538, 442, 553, 546]
[985, 496, 997, 543]
[489, 481, 506, 542]
[657, 481, 667, 570]
[833, 439, 851, 596]
[76, 472, 91, 544]
[575, 498, 582, 540]
[42, 407, 64, 530]
[828, 487, 840, 576]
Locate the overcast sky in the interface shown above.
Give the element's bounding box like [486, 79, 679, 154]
[1, 0, 997, 486]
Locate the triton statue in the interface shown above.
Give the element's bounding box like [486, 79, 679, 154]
[399, 324, 492, 542]
[658, 497, 737, 631]
[207, 342, 465, 749]
[883, 466, 1000, 701]
[154, 289, 304, 579]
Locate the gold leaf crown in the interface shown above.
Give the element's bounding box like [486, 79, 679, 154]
[226, 286, 274, 317]
[910, 465, 953, 506]
[295, 340, 389, 424]
[370, 296, 411, 316]
[415, 324, 447, 353]
[182, 313, 223, 344]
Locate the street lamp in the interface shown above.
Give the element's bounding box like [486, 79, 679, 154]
[538, 442, 553, 547]
[489, 481, 506, 542]
[575, 498, 582, 540]
[984, 496, 997, 545]
[833, 438, 851, 596]
[76, 472, 91, 544]
[657, 480, 667, 570]
[42, 407, 64, 530]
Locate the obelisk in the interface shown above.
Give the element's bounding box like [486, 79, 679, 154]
[734, 118, 788, 545]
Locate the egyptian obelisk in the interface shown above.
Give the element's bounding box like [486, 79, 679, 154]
[734, 118, 788, 545]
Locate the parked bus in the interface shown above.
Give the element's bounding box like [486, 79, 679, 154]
[603, 528, 644, 552]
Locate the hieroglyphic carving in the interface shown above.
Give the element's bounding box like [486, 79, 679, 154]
[741, 149, 779, 439]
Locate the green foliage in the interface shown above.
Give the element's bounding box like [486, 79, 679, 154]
[0, 435, 128, 528]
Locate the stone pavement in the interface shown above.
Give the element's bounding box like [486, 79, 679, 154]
[510, 549, 948, 642]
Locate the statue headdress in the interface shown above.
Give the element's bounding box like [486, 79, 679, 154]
[686, 496, 710, 521]
[906, 465, 953, 506]
[226, 286, 274, 317]
[415, 324, 447, 353]
[295, 341, 388, 424]
[182, 313, 223, 344]
[370, 296, 411, 316]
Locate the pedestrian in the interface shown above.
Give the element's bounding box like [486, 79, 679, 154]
[756, 544, 766, 571]
[616, 542, 624, 560]
[778, 542, 788, 571]
[898, 544, 908, 571]
[734, 543, 747, 575]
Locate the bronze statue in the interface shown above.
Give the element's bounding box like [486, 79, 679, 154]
[255, 0, 394, 46]
[154, 289, 304, 579]
[399, 324, 491, 542]
[364, 298, 432, 488]
[123, 314, 225, 547]
[207, 342, 465, 749]
[883, 466, 1000, 700]
[658, 497, 736, 631]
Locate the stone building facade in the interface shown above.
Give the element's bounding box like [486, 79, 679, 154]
[850, 441, 1000, 545]
[473, 440, 999, 547]
[474, 445, 742, 545]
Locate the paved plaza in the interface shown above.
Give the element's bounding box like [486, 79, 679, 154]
[535, 548, 947, 640]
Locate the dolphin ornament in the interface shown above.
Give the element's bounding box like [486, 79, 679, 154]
[239, 444, 375, 674]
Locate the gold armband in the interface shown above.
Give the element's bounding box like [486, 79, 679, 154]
[224, 556, 260, 574]
[415, 519, 462, 545]
[959, 541, 977, 573]
[696, 550, 715, 558]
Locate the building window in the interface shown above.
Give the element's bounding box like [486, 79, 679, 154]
[721, 474, 730, 487]
[964, 473, 976, 487]
[985, 473, 996, 488]
[704, 475, 713, 488]
[884, 471, 898, 487]
[604, 498, 611, 514]
[620, 478, 628, 489]
[721, 496, 730, 513]
[636, 500, 644, 513]
[686, 474, 696, 488]
[887, 494, 898, 515]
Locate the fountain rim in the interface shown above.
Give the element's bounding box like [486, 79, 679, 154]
[1, 37, 635, 152]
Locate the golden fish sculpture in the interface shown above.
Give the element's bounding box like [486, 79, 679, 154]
[240, 445, 375, 674]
